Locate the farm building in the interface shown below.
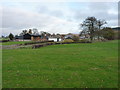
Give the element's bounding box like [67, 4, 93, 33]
[15, 33, 48, 41]
[48, 37, 62, 42]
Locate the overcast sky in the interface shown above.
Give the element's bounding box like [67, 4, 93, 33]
[0, 0, 118, 36]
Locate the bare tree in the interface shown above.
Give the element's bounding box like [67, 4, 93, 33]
[28, 29, 32, 34]
[81, 17, 97, 42]
[97, 19, 107, 40]
[33, 28, 39, 35]
[22, 30, 27, 34]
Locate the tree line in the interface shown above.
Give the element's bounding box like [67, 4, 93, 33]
[7, 16, 119, 41]
[8, 28, 60, 40]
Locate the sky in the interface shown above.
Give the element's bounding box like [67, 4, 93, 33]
[0, 0, 118, 36]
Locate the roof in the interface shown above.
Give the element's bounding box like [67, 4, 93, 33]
[15, 36, 23, 39]
[31, 34, 41, 37]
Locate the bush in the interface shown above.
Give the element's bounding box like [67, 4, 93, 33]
[72, 35, 79, 42]
[113, 31, 120, 40]
[101, 27, 115, 40]
[79, 39, 91, 43]
[62, 39, 74, 43]
[0, 40, 10, 42]
[32, 44, 44, 49]
[9, 33, 14, 40]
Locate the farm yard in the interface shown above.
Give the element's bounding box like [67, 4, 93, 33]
[2, 40, 118, 88]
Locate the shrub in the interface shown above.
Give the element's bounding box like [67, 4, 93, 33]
[0, 40, 10, 42]
[101, 27, 115, 40]
[112, 31, 120, 40]
[32, 44, 44, 49]
[9, 33, 14, 40]
[79, 39, 91, 43]
[62, 39, 74, 43]
[72, 35, 79, 42]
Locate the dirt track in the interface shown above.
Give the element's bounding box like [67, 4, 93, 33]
[1, 45, 20, 49]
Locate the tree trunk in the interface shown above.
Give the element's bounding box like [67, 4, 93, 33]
[90, 32, 93, 42]
[90, 37, 93, 42]
[98, 26, 100, 40]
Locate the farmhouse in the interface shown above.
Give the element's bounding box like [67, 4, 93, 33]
[64, 34, 73, 39]
[15, 33, 48, 41]
[48, 37, 62, 42]
[15, 32, 82, 42]
[64, 34, 80, 39]
[15, 33, 63, 42]
[48, 34, 62, 42]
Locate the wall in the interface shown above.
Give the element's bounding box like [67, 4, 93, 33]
[48, 38, 62, 42]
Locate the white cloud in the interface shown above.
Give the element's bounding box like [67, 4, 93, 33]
[73, 2, 118, 26]
[2, 6, 80, 35]
[1, 0, 119, 2]
[1, 2, 118, 36]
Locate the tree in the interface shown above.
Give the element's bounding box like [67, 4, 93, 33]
[79, 30, 89, 39]
[101, 27, 115, 40]
[33, 28, 39, 35]
[9, 33, 14, 40]
[72, 35, 79, 42]
[2, 35, 4, 38]
[114, 30, 120, 40]
[52, 33, 56, 37]
[22, 30, 27, 34]
[96, 19, 107, 40]
[28, 29, 32, 34]
[81, 17, 97, 42]
[56, 33, 60, 35]
[40, 31, 51, 39]
[46, 33, 51, 37]
[40, 31, 46, 38]
[56, 33, 61, 38]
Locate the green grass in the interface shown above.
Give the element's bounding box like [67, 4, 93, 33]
[2, 40, 118, 88]
[1, 41, 33, 45]
[0, 49, 2, 89]
[0, 38, 9, 41]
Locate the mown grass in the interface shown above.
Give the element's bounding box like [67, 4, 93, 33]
[2, 40, 118, 88]
[0, 38, 9, 41]
[1, 41, 33, 45]
[0, 49, 2, 89]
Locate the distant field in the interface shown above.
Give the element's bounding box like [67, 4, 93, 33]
[0, 38, 9, 41]
[1, 41, 33, 45]
[2, 40, 118, 88]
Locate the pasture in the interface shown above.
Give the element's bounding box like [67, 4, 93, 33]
[2, 40, 118, 88]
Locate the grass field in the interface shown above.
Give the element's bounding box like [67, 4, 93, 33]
[0, 38, 9, 41]
[2, 40, 118, 88]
